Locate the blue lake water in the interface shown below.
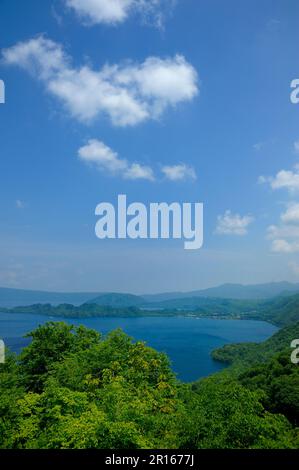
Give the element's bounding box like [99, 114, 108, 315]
[0, 313, 278, 382]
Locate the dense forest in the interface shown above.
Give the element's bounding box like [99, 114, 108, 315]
[0, 320, 298, 449]
[0, 303, 143, 318]
[212, 321, 299, 365]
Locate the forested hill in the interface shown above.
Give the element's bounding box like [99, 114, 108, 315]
[1, 291, 299, 326]
[256, 293, 299, 326]
[208, 321, 299, 428]
[211, 321, 299, 365]
[1, 321, 298, 448]
[1, 291, 299, 448]
[0, 303, 143, 318]
[85, 293, 145, 307]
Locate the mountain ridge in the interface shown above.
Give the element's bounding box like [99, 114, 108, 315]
[1, 281, 299, 308]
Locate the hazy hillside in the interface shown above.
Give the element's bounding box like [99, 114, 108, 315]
[144, 296, 260, 311]
[1, 282, 299, 308]
[2, 291, 299, 326]
[143, 291, 299, 326]
[143, 282, 299, 302]
[0, 287, 98, 307]
[86, 293, 146, 307]
[259, 293, 299, 327]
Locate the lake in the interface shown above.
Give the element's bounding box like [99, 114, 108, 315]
[0, 313, 278, 382]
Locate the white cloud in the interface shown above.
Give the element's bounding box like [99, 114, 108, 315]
[3, 36, 198, 127]
[266, 203, 299, 253]
[259, 166, 299, 193]
[3, 37, 67, 80]
[78, 139, 127, 173]
[124, 163, 155, 181]
[294, 140, 299, 155]
[161, 164, 196, 181]
[267, 224, 299, 240]
[65, 0, 134, 25]
[78, 139, 155, 181]
[260, 150, 299, 252]
[280, 203, 299, 225]
[271, 239, 299, 253]
[65, 0, 175, 28]
[78, 140, 196, 182]
[271, 169, 299, 192]
[51, 5, 63, 26]
[215, 210, 254, 236]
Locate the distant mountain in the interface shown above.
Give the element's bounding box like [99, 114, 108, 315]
[86, 293, 146, 307]
[0, 287, 99, 307]
[143, 282, 299, 302]
[1, 281, 299, 309]
[2, 291, 299, 327]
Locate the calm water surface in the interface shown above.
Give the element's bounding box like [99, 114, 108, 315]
[0, 313, 277, 382]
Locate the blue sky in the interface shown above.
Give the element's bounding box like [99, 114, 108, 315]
[0, 0, 299, 293]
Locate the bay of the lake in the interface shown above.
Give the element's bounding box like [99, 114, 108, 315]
[0, 313, 277, 382]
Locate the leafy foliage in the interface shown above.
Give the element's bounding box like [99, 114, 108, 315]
[211, 321, 299, 365]
[210, 322, 299, 432]
[0, 321, 298, 449]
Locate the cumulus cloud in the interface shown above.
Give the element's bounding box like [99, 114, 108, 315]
[267, 203, 299, 253]
[65, 0, 135, 25]
[65, 0, 175, 28]
[280, 203, 299, 225]
[78, 139, 127, 173]
[271, 169, 299, 192]
[258, 166, 299, 193]
[215, 210, 254, 236]
[124, 163, 155, 181]
[161, 164, 196, 181]
[2, 36, 198, 127]
[78, 139, 155, 181]
[260, 154, 299, 252]
[267, 223, 299, 240]
[271, 239, 299, 254]
[78, 140, 197, 182]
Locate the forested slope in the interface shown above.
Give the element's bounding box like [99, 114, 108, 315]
[0, 322, 298, 449]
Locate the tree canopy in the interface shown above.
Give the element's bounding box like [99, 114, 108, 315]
[0, 322, 298, 449]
